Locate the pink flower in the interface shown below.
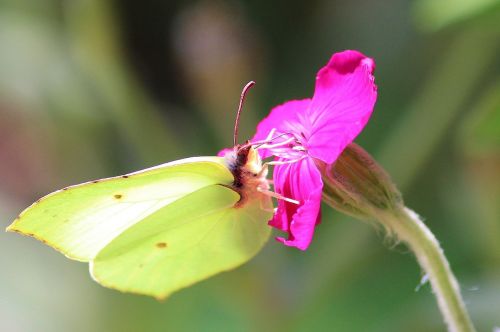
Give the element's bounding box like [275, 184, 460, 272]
[253, 50, 377, 250]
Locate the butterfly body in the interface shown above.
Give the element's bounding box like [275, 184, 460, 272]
[224, 143, 269, 209]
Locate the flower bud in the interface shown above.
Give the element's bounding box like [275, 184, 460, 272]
[318, 143, 403, 221]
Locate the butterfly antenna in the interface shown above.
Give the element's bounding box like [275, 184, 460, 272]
[233, 81, 256, 147]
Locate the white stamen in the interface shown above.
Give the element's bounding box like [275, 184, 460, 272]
[266, 155, 307, 166]
[252, 132, 293, 147]
[264, 128, 276, 142]
[257, 136, 295, 150]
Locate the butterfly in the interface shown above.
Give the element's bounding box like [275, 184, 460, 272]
[7, 81, 277, 300]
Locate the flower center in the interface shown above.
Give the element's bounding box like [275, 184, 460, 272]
[254, 128, 308, 161]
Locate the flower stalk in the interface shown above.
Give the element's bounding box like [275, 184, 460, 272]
[380, 207, 475, 332]
[321, 143, 476, 332]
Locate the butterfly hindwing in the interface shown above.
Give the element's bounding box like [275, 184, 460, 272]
[91, 184, 272, 299]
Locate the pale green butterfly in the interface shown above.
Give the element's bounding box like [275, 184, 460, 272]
[7, 82, 288, 300]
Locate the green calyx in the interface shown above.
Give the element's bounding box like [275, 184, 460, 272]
[319, 143, 403, 221]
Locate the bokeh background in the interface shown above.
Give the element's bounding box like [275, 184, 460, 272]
[1, 0, 499, 331]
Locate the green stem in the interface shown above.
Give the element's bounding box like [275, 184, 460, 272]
[380, 207, 476, 332]
[319, 144, 476, 331]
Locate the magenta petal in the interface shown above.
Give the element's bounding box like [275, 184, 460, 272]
[217, 148, 233, 157]
[307, 50, 377, 164]
[252, 99, 311, 159]
[270, 157, 323, 250]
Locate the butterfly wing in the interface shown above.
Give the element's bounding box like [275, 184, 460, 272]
[91, 184, 272, 299]
[7, 157, 234, 261]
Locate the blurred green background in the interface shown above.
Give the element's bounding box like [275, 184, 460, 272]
[1, 0, 499, 331]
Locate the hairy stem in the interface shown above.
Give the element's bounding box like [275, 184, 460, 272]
[379, 207, 476, 332]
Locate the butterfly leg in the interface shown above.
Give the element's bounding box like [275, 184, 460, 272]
[259, 198, 276, 213]
[257, 187, 300, 205]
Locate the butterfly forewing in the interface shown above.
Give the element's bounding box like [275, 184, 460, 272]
[7, 157, 234, 261]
